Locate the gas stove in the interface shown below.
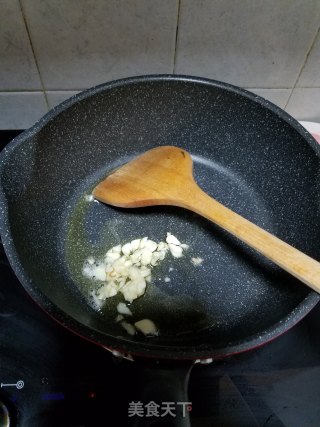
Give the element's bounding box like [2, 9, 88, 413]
[1, 131, 320, 427]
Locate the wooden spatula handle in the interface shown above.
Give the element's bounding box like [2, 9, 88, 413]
[179, 185, 320, 293]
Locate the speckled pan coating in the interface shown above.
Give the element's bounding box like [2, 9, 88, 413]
[0, 75, 319, 360]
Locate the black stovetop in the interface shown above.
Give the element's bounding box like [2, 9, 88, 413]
[0, 131, 320, 427]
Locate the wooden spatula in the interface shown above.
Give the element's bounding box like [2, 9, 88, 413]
[93, 146, 320, 293]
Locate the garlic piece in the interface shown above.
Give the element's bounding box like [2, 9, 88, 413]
[87, 256, 95, 265]
[120, 321, 136, 336]
[131, 238, 141, 251]
[150, 251, 161, 266]
[105, 251, 121, 263]
[121, 242, 133, 256]
[168, 243, 183, 258]
[115, 314, 124, 323]
[141, 249, 153, 266]
[191, 257, 204, 266]
[145, 240, 158, 252]
[120, 278, 146, 303]
[139, 237, 148, 249]
[180, 243, 189, 250]
[157, 242, 168, 251]
[134, 319, 158, 336]
[90, 290, 104, 309]
[139, 266, 152, 278]
[166, 233, 181, 246]
[97, 282, 118, 298]
[158, 250, 167, 261]
[93, 264, 107, 281]
[117, 302, 133, 316]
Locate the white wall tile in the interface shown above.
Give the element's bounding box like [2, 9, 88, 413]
[0, 0, 41, 90]
[21, 0, 179, 90]
[285, 88, 320, 122]
[0, 92, 48, 129]
[246, 89, 291, 110]
[175, 0, 320, 88]
[46, 91, 80, 109]
[297, 29, 320, 87]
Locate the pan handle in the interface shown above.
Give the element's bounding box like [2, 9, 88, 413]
[130, 360, 193, 427]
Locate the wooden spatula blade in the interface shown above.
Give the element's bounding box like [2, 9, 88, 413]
[93, 146, 194, 207]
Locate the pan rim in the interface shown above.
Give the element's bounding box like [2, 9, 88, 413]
[0, 74, 319, 360]
[1, 73, 320, 160]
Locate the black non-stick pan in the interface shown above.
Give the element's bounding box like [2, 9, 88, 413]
[0, 75, 319, 426]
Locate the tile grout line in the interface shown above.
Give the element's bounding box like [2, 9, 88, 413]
[18, 0, 49, 109]
[172, 0, 181, 74]
[284, 24, 320, 110]
[0, 90, 80, 94]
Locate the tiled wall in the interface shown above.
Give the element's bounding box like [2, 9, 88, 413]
[1, 0, 320, 129]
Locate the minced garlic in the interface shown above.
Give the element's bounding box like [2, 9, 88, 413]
[191, 257, 204, 266]
[134, 319, 158, 336]
[82, 233, 188, 303]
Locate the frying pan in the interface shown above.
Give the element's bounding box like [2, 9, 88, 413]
[0, 75, 319, 426]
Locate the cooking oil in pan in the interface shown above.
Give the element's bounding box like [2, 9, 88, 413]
[64, 187, 213, 337]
